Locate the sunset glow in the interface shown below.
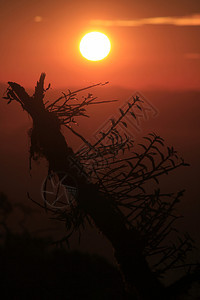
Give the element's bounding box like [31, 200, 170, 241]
[0, 1, 199, 89]
[79, 32, 111, 61]
[0, 2, 200, 298]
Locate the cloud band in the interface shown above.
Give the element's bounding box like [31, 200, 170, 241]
[91, 14, 200, 27]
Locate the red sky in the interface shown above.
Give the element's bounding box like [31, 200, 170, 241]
[0, 0, 200, 90]
[0, 0, 200, 260]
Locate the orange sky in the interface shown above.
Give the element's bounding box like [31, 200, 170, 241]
[0, 0, 200, 90]
[0, 0, 200, 259]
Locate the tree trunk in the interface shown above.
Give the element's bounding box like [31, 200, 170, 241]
[7, 74, 166, 299]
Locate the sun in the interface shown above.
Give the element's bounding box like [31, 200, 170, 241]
[79, 32, 111, 61]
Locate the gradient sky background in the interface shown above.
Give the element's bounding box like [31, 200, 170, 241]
[0, 0, 200, 264]
[0, 0, 200, 89]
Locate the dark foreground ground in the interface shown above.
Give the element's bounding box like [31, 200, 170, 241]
[0, 233, 126, 300]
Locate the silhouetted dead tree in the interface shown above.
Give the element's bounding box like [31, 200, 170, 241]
[3, 73, 200, 299]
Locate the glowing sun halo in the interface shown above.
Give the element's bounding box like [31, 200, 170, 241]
[79, 32, 111, 61]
